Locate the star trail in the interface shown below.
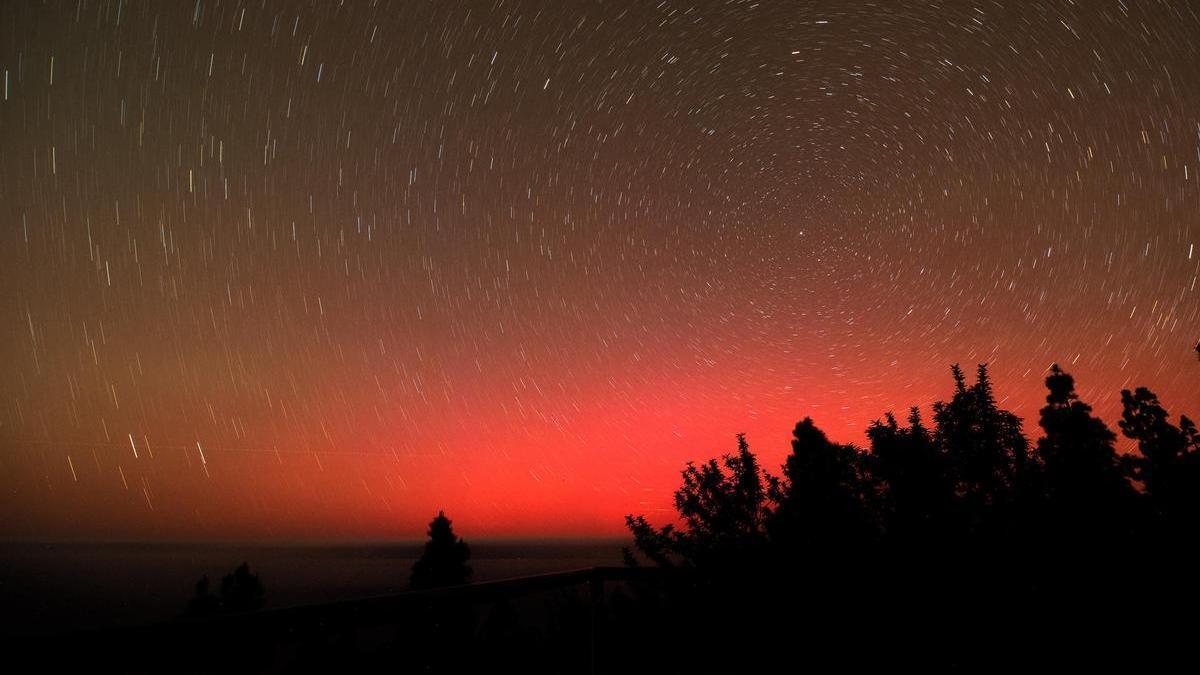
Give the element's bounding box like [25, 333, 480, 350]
[1, 1, 1197, 540]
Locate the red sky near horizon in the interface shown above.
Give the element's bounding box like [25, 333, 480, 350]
[2, 1, 1197, 541]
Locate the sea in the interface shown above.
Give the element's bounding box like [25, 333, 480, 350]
[0, 538, 627, 636]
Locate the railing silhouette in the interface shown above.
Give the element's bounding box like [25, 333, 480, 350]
[25, 565, 669, 673]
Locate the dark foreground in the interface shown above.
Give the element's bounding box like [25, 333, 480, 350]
[6, 549, 1199, 673]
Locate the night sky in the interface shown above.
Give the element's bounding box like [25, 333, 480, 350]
[2, 1, 1197, 540]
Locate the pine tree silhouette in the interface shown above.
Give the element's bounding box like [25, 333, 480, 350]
[220, 562, 266, 612]
[1036, 364, 1137, 541]
[186, 563, 264, 616]
[933, 363, 1029, 533]
[410, 511, 472, 589]
[867, 407, 957, 544]
[187, 575, 221, 617]
[627, 433, 773, 569]
[1120, 387, 1200, 530]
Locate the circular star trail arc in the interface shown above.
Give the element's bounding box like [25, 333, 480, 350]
[1, 1, 1197, 539]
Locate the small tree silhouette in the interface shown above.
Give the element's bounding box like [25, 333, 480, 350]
[186, 562, 264, 616]
[221, 562, 266, 612]
[626, 433, 773, 569]
[187, 575, 221, 616]
[410, 511, 472, 589]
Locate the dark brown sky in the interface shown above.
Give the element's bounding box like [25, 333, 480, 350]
[1, 0, 1197, 539]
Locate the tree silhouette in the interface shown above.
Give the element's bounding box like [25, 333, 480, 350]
[768, 418, 876, 555]
[220, 562, 266, 613]
[627, 433, 772, 569]
[1035, 365, 1137, 541]
[186, 562, 264, 616]
[1120, 387, 1200, 530]
[932, 363, 1031, 534]
[867, 407, 957, 544]
[610, 356, 1200, 669]
[187, 574, 221, 617]
[410, 510, 472, 589]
